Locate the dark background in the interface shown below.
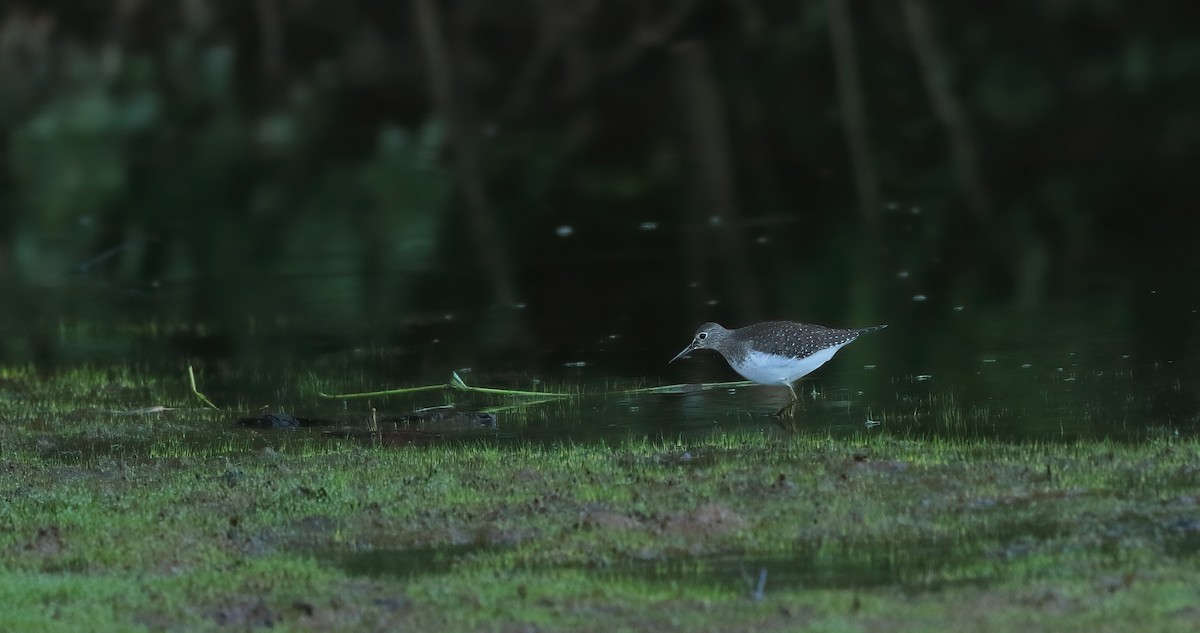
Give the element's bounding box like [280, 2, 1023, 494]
[1, 1, 1196, 383]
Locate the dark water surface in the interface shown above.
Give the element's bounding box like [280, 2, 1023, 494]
[27, 262, 1196, 446]
[245, 279, 1187, 443]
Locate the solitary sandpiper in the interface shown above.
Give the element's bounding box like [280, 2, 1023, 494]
[669, 321, 886, 416]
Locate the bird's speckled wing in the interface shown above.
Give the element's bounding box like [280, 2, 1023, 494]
[736, 321, 881, 360]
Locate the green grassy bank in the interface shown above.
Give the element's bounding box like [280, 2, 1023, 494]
[0, 365, 1197, 631]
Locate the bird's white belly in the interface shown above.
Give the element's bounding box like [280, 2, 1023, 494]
[730, 344, 847, 386]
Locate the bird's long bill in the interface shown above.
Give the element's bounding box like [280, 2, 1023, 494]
[669, 342, 696, 364]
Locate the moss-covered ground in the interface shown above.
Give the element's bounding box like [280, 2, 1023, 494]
[1, 364, 1198, 631]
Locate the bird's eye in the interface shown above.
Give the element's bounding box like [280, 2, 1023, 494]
[697, 332, 708, 340]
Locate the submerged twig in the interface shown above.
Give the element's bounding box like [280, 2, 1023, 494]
[619, 380, 755, 395]
[319, 385, 445, 399]
[187, 365, 220, 411]
[450, 372, 572, 398]
[107, 406, 177, 415]
[320, 371, 573, 401]
[481, 398, 573, 414]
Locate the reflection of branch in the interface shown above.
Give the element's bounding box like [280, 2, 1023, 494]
[674, 41, 760, 322]
[497, 0, 598, 119]
[413, 0, 517, 307]
[606, 0, 699, 74]
[255, 0, 284, 80]
[492, 0, 698, 124]
[827, 0, 880, 227]
[900, 0, 991, 224]
[0, 11, 57, 118]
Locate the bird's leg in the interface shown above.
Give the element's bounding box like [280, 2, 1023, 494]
[774, 383, 799, 417]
